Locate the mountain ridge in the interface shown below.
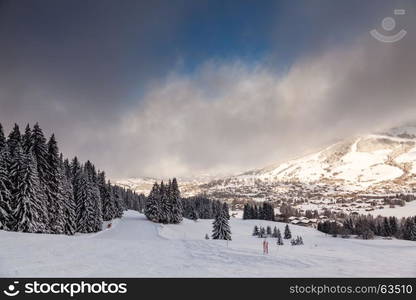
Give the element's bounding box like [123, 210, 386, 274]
[117, 125, 416, 200]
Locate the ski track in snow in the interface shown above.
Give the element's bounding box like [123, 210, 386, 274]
[1, 210, 415, 277]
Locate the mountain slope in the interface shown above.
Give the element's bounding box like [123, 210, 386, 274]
[242, 133, 416, 190]
[1, 210, 415, 277]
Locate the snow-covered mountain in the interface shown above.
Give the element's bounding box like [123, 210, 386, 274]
[116, 177, 158, 195]
[115, 174, 218, 197]
[118, 125, 416, 200]
[196, 125, 416, 201]
[238, 130, 416, 191]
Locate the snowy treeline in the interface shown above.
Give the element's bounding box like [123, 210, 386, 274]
[144, 179, 183, 224]
[123, 191, 146, 213]
[0, 123, 141, 235]
[182, 195, 224, 220]
[253, 225, 283, 239]
[251, 224, 303, 246]
[242, 202, 275, 221]
[143, 180, 232, 239]
[290, 236, 304, 246]
[318, 215, 416, 241]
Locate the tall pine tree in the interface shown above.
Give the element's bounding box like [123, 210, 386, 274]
[22, 124, 33, 154]
[7, 124, 21, 157]
[145, 182, 161, 222]
[12, 145, 48, 233]
[60, 164, 76, 235]
[284, 224, 292, 239]
[0, 146, 12, 229]
[169, 178, 183, 224]
[30, 123, 49, 229]
[212, 204, 231, 240]
[74, 170, 98, 233]
[159, 181, 171, 223]
[0, 123, 6, 151]
[276, 228, 284, 245]
[98, 172, 115, 221]
[112, 185, 123, 219]
[46, 135, 66, 234]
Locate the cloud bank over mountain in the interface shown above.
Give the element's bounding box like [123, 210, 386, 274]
[1, 1, 415, 178]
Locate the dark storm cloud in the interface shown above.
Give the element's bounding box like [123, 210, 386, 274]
[1, 0, 416, 179]
[0, 0, 195, 132]
[0, 0, 201, 173]
[112, 2, 416, 179]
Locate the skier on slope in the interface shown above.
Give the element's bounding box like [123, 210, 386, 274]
[263, 239, 269, 254]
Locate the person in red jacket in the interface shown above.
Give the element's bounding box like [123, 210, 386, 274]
[263, 239, 269, 254]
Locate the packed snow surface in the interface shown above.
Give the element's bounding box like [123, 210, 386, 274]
[1, 210, 415, 277]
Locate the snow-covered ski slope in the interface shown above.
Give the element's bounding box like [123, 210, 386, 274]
[1, 210, 415, 277]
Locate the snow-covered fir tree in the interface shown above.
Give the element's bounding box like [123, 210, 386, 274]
[46, 135, 66, 234]
[410, 222, 416, 241]
[22, 124, 33, 154]
[84, 161, 103, 232]
[112, 185, 124, 219]
[403, 218, 416, 241]
[145, 182, 161, 222]
[0, 122, 139, 235]
[0, 146, 12, 229]
[11, 145, 48, 233]
[276, 228, 284, 245]
[252, 225, 259, 236]
[61, 166, 76, 235]
[74, 170, 97, 233]
[144, 180, 184, 224]
[7, 124, 21, 157]
[242, 203, 250, 219]
[30, 123, 50, 228]
[189, 208, 199, 221]
[383, 217, 391, 237]
[222, 202, 230, 220]
[70, 157, 81, 186]
[242, 202, 274, 221]
[284, 224, 292, 239]
[159, 181, 171, 223]
[259, 226, 266, 238]
[182, 196, 219, 219]
[169, 178, 183, 224]
[291, 236, 304, 246]
[272, 226, 278, 238]
[212, 200, 222, 219]
[212, 204, 231, 240]
[0, 124, 6, 150]
[31, 123, 49, 183]
[98, 172, 115, 221]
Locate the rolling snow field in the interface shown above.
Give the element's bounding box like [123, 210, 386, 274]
[1, 210, 415, 277]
